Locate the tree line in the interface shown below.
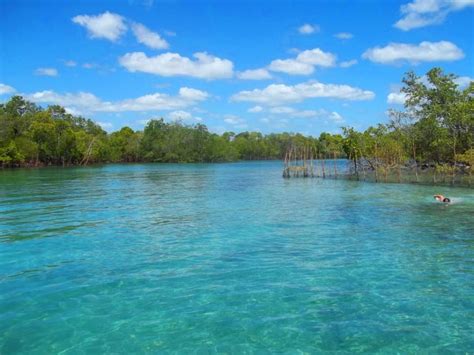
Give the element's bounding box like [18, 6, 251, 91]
[341, 68, 473, 183]
[0, 96, 344, 167]
[1, 67, 472, 177]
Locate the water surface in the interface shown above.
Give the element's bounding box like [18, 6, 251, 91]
[1, 162, 473, 353]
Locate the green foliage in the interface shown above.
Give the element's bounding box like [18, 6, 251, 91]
[0, 97, 338, 167]
[456, 148, 474, 167]
[0, 96, 107, 167]
[398, 67, 474, 163]
[0, 141, 24, 166]
[0, 67, 472, 169]
[109, 127, 141, 162]
[340, 67, 473, 178]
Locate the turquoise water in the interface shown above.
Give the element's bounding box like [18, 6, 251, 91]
[0, 161, 473, 353]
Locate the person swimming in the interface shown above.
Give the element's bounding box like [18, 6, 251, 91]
[434, 194, 451, 203]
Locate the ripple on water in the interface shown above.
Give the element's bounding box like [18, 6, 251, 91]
[0, 162, 473, 353]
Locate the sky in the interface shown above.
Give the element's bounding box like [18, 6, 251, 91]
[1, 0, 473, 136]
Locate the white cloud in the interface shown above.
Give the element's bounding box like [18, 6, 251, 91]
[0, 83, 16, 95]
[119, 51, 234, 79]
[270, 107, 321, 118]
[25, 87, 209, 114]
[168, 110, 202, 122]
[223, 115, 241, 124]
[237, 68, 272, 80]
[334, 32, 353, 39]
[295, 110, 322, 118]
[131, 22, 169, 50]
[223, 114, 247, 128]
[168, 110, 192, 120]
[178, 87, 209, 101]
[27, 91, 102, 109]
[268, 59, 314, 75]
[329, 111, 344, 123]
[97, 121, 113, 129]
[138, 119, 152, 125]
[362, 41, 464, 64]
[82, 63, 97, 69]
[395, 0, 474, 30]
[269, 106, 296, 114]
[72, 12, 171, 50]
[267, 48, 336, 75]
[387, 92, 407, 105]
[231, 81, 375, 106]
[248, 105, 263, 113]
[64, 107, 81, 116]
[298, 24, 319, 34]
[35, 68, 58, 76]
[64, 60, 77, 67]
[340, 59, 358, 68]
[296, 49, 336, 67]
[267, 106, 345, 121]
[72, 11, 127, 42]
[454, 76, 473, 88]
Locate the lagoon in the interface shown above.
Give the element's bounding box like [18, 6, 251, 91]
[0, 161, 473, 353]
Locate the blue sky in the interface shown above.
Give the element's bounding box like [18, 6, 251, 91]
[1, 0, 473, 136]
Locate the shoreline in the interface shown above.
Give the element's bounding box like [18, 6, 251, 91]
[1, 160, 472, 189]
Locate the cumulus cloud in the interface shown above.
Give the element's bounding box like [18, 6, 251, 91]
[237, 68, 272, 80]
[248, 105, 263, 113]
[340, 59, 358, 68]
[231, 81, 375, 106]
[27, 91, 102, 109]
[267, 106, 345, 122]
[64, 60, 77, 67]
[269, 106, 297, 114]
[72, 11, 127, 41]
[334, 32, 353, 39]
[387, 92, 407, 105]
[269, 106, 319, 118]
[267, 48, 336, 75]
[137, 119, 152, 126]
[119, 51, 234, 79]
[131, 22, 169, 50]
[168, 110, 202, 122]
[72, 11, 170, 50]
[178, 87, 209, 101]
[97, 121, 113, 129]
[395, 0, 474, 31]
[223, 114, 247, 128]
[168, 110, 192, 120]
[329, 111, 344, 123]
[268, 59, 314, 75]
[35, 68, 58, 76]
[454, 76, 474, 88]
[216, 47, 336, 79]
[298, 24, 319, 34]
[25, 87, 209, 114]
[362, 41, 464, 64]
[296, 49, 336, 67]
[0, 83, 16, 95]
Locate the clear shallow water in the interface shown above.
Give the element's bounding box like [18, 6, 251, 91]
[0, 161, 473, 354]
